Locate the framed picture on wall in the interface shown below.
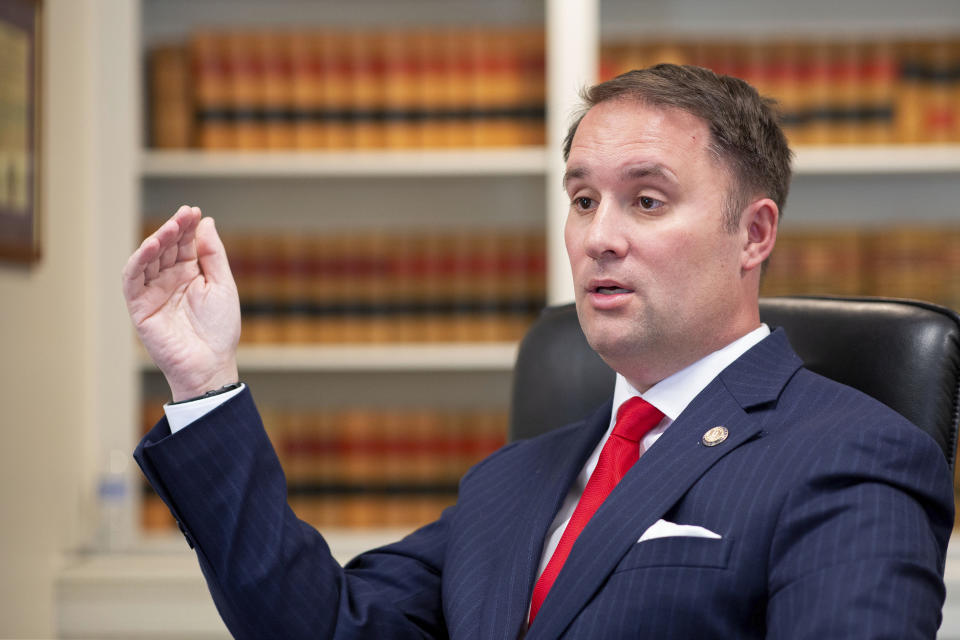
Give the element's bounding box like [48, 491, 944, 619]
[0, 0, 41, 263]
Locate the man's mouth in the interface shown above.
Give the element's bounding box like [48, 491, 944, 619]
[595, 286, 632, 295]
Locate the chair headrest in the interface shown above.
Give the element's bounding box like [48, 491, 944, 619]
[509, 297, 960, 469]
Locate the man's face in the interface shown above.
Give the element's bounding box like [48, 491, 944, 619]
[564, 98, 753, 390]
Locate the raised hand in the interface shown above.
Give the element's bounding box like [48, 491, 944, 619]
[122, 205, 241, 401]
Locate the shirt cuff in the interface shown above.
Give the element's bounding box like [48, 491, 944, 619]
[164, 383, 246, 434]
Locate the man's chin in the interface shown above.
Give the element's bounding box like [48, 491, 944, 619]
[578, 310, 655, 361]
[582, 327, 640, 362]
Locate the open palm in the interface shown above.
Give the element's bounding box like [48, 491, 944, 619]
[122, 206, 241, 401]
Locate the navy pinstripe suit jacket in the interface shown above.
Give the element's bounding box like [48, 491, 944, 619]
[135, 329, 954, 639]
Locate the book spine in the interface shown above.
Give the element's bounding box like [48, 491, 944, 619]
[191, 31, 234, 149]
[261, 31, 296, 149]
[861, 40, 897, 144]
[350, 31, 387, 149]
[383, 30, 423, 149]
[227, 30, 267, 150]
[290, 30, 325, 149]
[322, 31, 354, 149]
[149, 44, 193, 148]
[443, 28, 474, 148]
[520, 28, 547, 146]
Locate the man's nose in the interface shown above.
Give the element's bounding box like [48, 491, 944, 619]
[583, 200, 628, 260]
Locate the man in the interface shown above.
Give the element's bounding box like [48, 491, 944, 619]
[124, 64, 953, 639]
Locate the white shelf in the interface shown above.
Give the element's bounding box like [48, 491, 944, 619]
[793, 145, 960, 175]
[139, 342, 520, 372]
[141, 148, 549, 178]
[141, 145, 960, 179]
[56, 528, 410, 639]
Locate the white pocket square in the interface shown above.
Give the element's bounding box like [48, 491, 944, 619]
[637, 519, 722, 543]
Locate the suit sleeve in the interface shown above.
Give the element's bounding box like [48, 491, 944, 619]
[134, 387, 448, 640]
[765, 416, 954, 639]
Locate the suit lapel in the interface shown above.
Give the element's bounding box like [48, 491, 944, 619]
[526, 329, 802, 639]
[480, 401, 613, 640]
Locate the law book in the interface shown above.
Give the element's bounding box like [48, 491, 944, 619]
[240, 233, 284, 344]
[336, 232, 370, 342]
[215, 228, 546, 345]
[350, 30, 388, 149]
[290, 30, 325, 149]
[406, 408, 452, 522]
[469, 29, 515, 147]
[225, 30, 267, 150]
[383, 30, 424, 149]
[861, 40, 897, 144]
[414, 31, 447, 148]
[320, 31, 354, 149]
[306, 234, 340, 343]
[191, 30, 234, 149]
[148, 44, 193, 148]
[364, 231, 395, 343]
[259, 30, 296, 149]
[916, 39, 959, 143]
[407, 232, 444, 341]
[868, 226, 958, 306]
[519, 27, 547, 146]
[276, 233, 313, 343]
[283, 408, 342, 485]
[440, 28, 475, 148]
[599, 36, 960, 146]
[761, 228, 863, 297]
[141, 399, 509, 531]
[449, 231, 481, 342]
[337, 408, 387, 485]
[495, 231, 534, 341]
[830, 40, 862, 145]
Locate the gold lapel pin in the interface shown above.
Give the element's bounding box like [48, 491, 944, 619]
[702, 426, 729, 447]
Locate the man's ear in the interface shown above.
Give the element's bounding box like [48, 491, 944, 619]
[740, 197, 778, 273]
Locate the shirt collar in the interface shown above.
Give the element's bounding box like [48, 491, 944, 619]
[611, 324, 771, 423]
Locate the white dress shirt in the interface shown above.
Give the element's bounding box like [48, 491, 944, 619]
[165, 384, 246, 433]
[532, 324, 770, 581]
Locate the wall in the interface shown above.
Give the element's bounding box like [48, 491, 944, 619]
[0, 0, 137, 635]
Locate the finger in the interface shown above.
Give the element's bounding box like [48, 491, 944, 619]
[169, 204, 200, 235]
[195, 217, 235, 286]
[176, 206, 202, 263]
[145, 249, 161, 282]
[122, 235, 161, 300]
[150, 212, 185, 262]
[158, 242, 180, 270]
[155, 205, 201, 270]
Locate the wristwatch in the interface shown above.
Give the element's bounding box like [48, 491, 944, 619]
[168, 382, 243, 405]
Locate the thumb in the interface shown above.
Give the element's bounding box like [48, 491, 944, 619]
[196, 217, 235, 286]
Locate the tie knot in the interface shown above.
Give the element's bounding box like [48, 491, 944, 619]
[613, 397, 664, 443]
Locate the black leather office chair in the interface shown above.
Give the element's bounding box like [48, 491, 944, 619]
[509, 296, 960, 470]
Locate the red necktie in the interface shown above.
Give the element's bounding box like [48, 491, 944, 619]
[527, 396, 664, 625]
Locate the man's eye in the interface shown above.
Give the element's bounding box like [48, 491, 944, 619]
[638, 196, 662, 210]
[573, 197, 594, 211]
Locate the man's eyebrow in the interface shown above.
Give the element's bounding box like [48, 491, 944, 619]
[562, 167, 588, 189]
[621, 163, 679, 184]
[562, 164, 679, 190]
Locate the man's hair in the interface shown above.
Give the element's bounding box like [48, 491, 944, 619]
[562, 63, 793, 232]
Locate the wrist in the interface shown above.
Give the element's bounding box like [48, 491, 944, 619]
[168, 381, 242, 405]
[167, 363, 239, 403]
